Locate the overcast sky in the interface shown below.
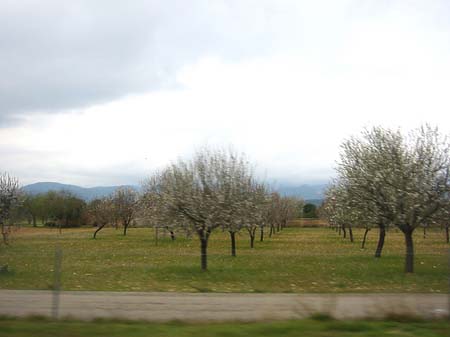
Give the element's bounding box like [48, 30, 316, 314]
[1, 0, 450, 187]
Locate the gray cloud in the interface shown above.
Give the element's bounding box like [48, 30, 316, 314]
[2, 0, 450, 186]
[0, 0, 304, 124]
[2, 0, 450, 126]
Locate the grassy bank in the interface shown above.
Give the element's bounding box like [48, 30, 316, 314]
[0, 226, 447, 292]
[0, 317, 448, 337]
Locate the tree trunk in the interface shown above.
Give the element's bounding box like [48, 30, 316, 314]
[93, 223, 106, 239]
[348, 227, 354, 243]
[260, 226, 264, 242]
[404, 229, 414, 273]
[170, 231, 175, 241]
[32, 215, 37, 227]
[1, 232, 7, 245]
[276, 223, 280, 232]
[229, 231, 236, 257]
[445, 225, 449, 244]
[185, 228, 191, 239]
[342, 226, 347, 238]
[269, 224, 274, 237]
[1, 223, 8, 245]
[123, 223, 129, 236]
[374, 225, 386, 258]
[200, 237, 208, 270]
[250, 234, 255, 248]
[423, 226, 426, 239]
[361, 228, 370, 249]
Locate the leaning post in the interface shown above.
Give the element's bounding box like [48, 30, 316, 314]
[52, 246, 63, 320]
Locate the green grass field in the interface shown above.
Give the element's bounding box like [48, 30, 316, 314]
[0, 317, 448, 337]
[0, 226, 448, 293]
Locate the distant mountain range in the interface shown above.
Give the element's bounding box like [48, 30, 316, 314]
[22, 181, 327, 204]
[275, 183, 326, 206]
[22, 182, 138, 201]
[275, 183, 327, 200]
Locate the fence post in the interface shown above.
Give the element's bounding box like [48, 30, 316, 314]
[52, 246, 62, 320]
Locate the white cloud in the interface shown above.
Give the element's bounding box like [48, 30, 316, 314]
[1, 0, 450, 186]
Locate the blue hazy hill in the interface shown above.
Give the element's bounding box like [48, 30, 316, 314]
[22, 182, 138, 201]
[23, 181, 326, 204]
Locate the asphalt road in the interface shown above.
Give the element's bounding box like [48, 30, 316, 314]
[0, 290, 448, 321]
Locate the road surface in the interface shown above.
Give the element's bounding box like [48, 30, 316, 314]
[0, 290, 448, 321]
